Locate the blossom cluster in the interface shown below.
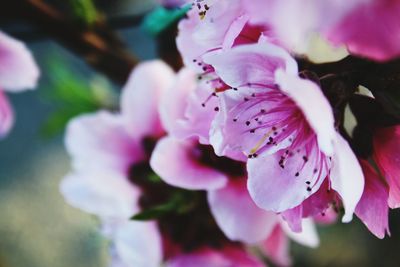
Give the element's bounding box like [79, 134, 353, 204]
[59, 0, 400, 266]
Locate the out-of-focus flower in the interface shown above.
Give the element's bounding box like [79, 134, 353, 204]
[244, 0, 400, 61]
[0, 31, 40, 137]
[61, 61, 174, 267]
[327, 0, 400, 61]
[203, 41, 364, 222]
[244, 0, 364, 55]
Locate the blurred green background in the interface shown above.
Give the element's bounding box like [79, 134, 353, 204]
[0, 1, 400, 267]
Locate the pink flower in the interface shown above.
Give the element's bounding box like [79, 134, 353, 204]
[0, 31, 40, 137]
[61, 61, 175, 267]
[203, 41, 364, 222]
[244, 0, 400, 61]
[151, 65, 321, 266]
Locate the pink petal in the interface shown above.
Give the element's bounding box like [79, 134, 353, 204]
[282, 180, 338, 230]
[0, 31, 40, 91]
[159, 68, 196, 135]
[65, 111, 145, 174]
[106, 220, 162, 267]
[313, 207, 338, 225]
[176, 0, 245, 70]
[355, 160, 390, 239]
[301, 179, 336, 218]
[260, 225, 291, 267]
[222, 14, 250, 49]
[167, 246, 264, 267]
[60, 170, 140, 218]
[244, 0, 275, 25]
[159, 68, 218, 144]
[327, 0, 400, 61]
[120, 60, 174, 139]
[150, 136, 228, 190]
[208, 178, 278, 243]
[275, 70, 335, 155]
[203, 42, 298, 88]
[281, 206, 303, 233]
[281, 218, 320, 248]
[0, 90, 13, 138]
[209, 88, 292, 159]
[247, 145, 328, 212]
[373, 126, 400, 208]
[330, 133, 364, 223]
[246, 0, 366, 54]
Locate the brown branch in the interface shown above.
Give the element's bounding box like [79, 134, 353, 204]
[3, 0, 139, 85]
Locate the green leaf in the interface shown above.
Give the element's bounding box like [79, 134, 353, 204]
[69, 0, 99, 26]
[131, 194, 183, 221]
[142, 5, 190, 36]
[147, 173, 163, 183]
[130, 190, 199, 221]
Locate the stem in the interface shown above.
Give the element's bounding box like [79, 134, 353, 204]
[2, 0, 139, 85]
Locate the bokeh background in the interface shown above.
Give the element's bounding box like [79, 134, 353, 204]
[0, 1, 399, 266]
